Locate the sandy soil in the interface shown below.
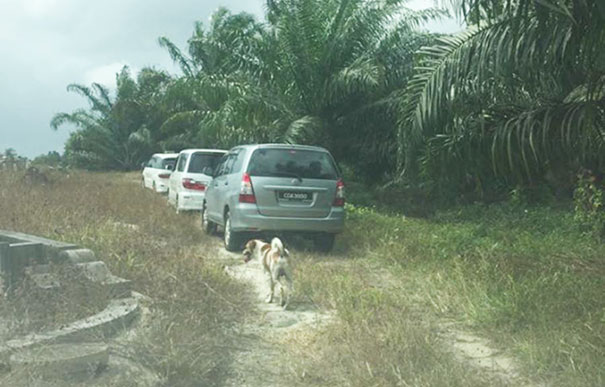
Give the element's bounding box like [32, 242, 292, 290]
[214, 244, 334, 387]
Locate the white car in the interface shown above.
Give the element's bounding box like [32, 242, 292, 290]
[142, 153, 178, 193]
[167, 149, 227, 212]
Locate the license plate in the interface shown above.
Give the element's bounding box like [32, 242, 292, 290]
[278, 191, 312, 201]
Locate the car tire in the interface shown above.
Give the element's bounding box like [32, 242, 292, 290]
[314, 233, 335, 253]
[223, 211, 243, 252]
[175, 195, 180, 214]
[141, 178, 146, 189]
[152, 181, 157, 192]
[201, 204, 216, 235]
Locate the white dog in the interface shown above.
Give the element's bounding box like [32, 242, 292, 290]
[243, 237, 293, 309]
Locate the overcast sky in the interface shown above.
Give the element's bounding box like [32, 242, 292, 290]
[0, 0, 460, 158]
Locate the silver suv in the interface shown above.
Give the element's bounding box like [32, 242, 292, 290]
[201, 144, 345, 252]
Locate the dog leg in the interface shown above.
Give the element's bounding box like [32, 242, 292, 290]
[281, 275, 293, 310]
[279, 284, 286, 308]
[265, 272, 274, 303]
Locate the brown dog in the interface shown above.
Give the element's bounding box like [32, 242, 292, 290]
[243, 237, 293, 309]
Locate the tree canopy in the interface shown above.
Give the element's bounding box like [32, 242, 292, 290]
[51, 0, 604, 200]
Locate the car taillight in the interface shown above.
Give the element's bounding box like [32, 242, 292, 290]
[239, 173, 256, 203]
[159, 173, 171, 179]
[182, 178, 206, 191]
[333, 179, 345, 206]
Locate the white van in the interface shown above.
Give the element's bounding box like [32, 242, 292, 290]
[142, 153, 178, 193]
[167, 149, 227, 213]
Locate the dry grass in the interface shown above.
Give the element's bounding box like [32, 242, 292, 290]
[2, 169, 602, 386]
[0, 169, 254, 386]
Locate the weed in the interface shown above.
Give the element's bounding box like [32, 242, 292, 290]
[288, 193, 604, 386]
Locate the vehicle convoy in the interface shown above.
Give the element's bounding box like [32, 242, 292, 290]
[142, 153, 178, 193]
[201, 144, 345, 252]
[167, 149, 227, 213]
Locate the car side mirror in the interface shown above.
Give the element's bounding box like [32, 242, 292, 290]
[141, 162, 146, 169]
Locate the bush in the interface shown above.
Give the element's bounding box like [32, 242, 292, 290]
[573, 169, 605, 239]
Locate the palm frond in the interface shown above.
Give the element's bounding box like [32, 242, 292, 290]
[158, 36, 194, 77]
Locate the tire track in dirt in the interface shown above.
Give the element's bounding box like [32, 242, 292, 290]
[367, 265, 543, 387]
[213, 244, 334, 387]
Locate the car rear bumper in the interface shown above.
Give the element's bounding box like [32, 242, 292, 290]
[230, 203, 345, 233]
[178, 191, 205, 211]
[155, 180, 169, 193]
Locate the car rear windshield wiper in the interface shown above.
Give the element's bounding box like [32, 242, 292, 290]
[267, 171, 303, 182]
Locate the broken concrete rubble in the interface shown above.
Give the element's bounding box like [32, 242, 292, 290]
[0, 230, 156, 385]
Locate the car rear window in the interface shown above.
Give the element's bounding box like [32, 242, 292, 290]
[162, 158, 176, 169]
[187, 152, 225, 173]
[247, 148, 339, 180]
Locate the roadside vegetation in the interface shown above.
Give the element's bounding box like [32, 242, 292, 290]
[5, 0, 603, 386]
[1, 168, 604, 386]
[289, 198, 605, 386]
[0, 170, 254, 386]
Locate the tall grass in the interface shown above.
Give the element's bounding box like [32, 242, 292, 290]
[2, 169, 602, 386]
[290, 200, 604, 386]
[0, 170, 254, 386]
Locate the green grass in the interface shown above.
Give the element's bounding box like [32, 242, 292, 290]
[288, 200, 605, 386]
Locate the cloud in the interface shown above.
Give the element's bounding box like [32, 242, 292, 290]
[22, 0, 62, 18]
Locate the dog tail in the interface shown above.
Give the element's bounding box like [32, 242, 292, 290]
[271, 237, 284, 254]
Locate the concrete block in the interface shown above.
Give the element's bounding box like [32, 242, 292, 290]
[57, 248, 97, 264]
[9, 342, 109, 381]
[5, 296, 140, 351]
[76, 261, 132, 298]
[0, 230, 78, 251]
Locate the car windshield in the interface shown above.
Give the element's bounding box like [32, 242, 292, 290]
[162, 158, 176, 169]
[187, 152, 224, 173]
[247, 148, 339, 180]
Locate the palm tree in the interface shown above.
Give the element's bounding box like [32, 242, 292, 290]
[401, 0, 605, 191]
[159, 1, 443, 181]
[51, 66, 172, 170]
[263, 0, 443, 179]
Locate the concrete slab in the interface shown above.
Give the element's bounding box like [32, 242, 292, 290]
[0, 230, 78, 252]
[57, 249, 97, 265]
[9, 343, 109, 381]
[75, 261, 132, 299]
[4, 297, 140, 352]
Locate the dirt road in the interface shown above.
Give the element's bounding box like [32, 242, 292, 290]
[213, 243, 333, 386]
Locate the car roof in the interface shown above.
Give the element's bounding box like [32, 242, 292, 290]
[152, 153, 179, 159]
[233, 143, 331, 153]
[178, 148, 228, 154]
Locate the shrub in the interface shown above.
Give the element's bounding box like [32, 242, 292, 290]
[573, 169, 605, 239]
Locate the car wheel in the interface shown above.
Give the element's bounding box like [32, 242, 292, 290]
[314, 233, 335, 253]
[175, 195, 180, 214]
[152, 181, 157, 192]
[223, 211, 243, 252]
[141, 178, 146, 188]
[201, 204, 216, 235]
